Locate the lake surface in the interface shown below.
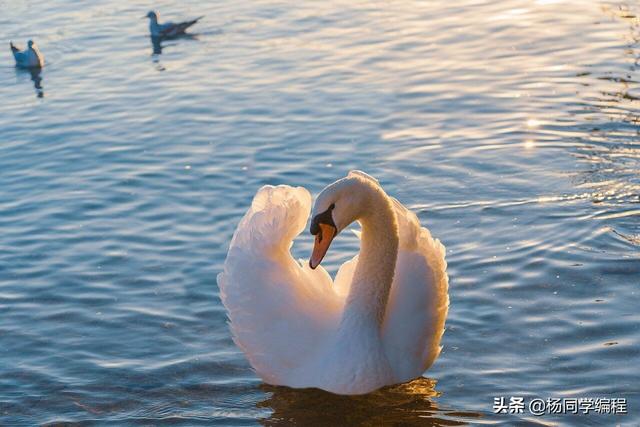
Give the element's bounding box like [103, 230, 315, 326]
[1, 0, 639, 425]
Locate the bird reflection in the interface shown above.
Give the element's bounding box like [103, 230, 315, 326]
[258, 377, 482, 426]
[149, 33, 199, 55]
[150, 36, 163, 55]
[149, 34, 199, 72]
[16, 67, 44, 98]
[149, 36, 166, 71]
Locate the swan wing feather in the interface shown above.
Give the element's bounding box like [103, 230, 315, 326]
[217, 185, 338, 385]
[383, 199, 449, 382]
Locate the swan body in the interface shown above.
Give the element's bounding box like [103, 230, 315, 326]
[145, 11, 203, 38]
[217, 171, 449, 395]
[10, 40, 44, 68]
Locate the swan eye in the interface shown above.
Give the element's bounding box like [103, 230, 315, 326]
[310, 204, 337, 235]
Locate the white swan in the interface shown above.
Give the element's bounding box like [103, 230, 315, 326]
[217, 171, 449, 395]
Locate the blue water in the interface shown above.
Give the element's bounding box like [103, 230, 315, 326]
[1, 0, 639, 425]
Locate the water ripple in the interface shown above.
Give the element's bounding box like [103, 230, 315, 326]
[1, 0, 639, 425]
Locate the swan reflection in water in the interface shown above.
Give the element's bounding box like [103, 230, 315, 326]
[258, 378, 483, 426]
[15, 67, 44, 98]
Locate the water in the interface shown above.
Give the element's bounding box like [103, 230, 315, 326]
[1, 0, 639, 425]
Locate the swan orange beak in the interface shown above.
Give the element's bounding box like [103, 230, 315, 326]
[309, 223, 336, 269]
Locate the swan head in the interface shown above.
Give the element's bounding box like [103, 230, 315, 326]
[145, 11, 159, 21]
[28, 40, 35, 48]
[309, 171, 379, 269]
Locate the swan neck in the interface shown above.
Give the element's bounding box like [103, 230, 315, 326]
[342, 192, 398, 330]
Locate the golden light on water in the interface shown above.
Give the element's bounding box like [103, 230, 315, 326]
[525, 119, 540, 149]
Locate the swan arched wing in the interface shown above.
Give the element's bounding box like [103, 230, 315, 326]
[217, 185, 339, 385]
[382, 199, 449, 382]
[347, 170, 379, 185]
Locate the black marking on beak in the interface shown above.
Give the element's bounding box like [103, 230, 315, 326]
[310, 203, 336, 235]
